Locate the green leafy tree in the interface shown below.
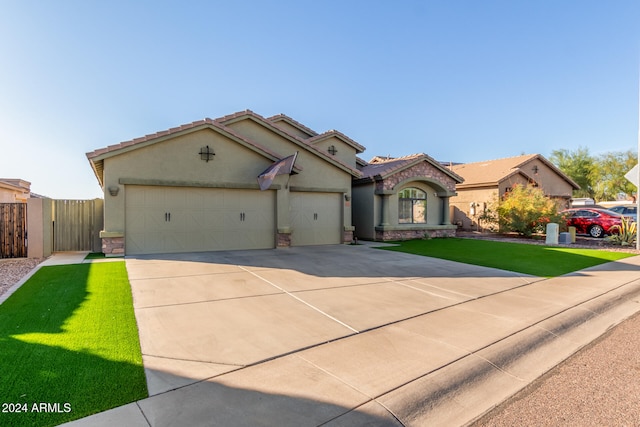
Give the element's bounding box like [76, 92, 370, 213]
[549, 147, 596, 198]
[496, 183, 563, 236]
[592, 150, 637, 201]
[550, 147, 638, 202]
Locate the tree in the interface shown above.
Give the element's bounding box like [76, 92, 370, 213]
[496, 183, 563, 236]
[591, 150, 637, 202]
[549, 147, 596, 199]
[550, 147, 638, 202]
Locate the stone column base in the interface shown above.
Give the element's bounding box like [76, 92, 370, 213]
[375, 228, 456, 241]
[102, 236, 125, 256]
[276, 232, 291, 248]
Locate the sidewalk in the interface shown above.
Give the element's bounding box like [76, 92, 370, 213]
[44, 249, 640, 426]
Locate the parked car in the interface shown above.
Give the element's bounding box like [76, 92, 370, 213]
[605, 205, 637, 221]
[561, 208, 629, 238]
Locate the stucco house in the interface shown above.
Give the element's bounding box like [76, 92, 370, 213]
[352, 154, 463, 241]
[0, 179, 31, 203]
[449, 154, 580, 230]
[87, 111, 464, 255]
[87, 110, 368, 255]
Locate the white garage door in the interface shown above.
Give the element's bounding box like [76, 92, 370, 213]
[290, 192, 342, 246]
[125, 186, 275, 255]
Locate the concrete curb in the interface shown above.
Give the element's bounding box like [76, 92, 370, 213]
[380, 278, 640, 426]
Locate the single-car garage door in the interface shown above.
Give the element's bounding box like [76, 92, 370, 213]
[290, 192, 342, 246]
[125, 186, 275, 255]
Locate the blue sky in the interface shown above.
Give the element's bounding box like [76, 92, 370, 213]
[1, 1, 638, 199]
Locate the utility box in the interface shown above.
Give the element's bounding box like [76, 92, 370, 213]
[559, 232, 572, 244]
[568, 226, 576, 243]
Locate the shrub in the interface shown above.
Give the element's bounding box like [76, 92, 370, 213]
[496, 184, 563, 236]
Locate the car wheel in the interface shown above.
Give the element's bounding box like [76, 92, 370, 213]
[589, 225, 604, 238]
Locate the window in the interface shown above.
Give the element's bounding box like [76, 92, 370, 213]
[398, 188, 427, 223]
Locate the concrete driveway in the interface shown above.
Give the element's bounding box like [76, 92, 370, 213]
[65, 244, 640, 426]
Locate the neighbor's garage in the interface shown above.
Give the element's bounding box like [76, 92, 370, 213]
[125, 186, 275, 255]
[290, 192, 342, 246]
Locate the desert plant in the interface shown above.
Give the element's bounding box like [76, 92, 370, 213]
[607, 217, 637, 246]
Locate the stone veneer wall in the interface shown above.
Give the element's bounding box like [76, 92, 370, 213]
[276, 232, 291, 248]
[343, 229, 354, 243]
[375, 228, 456, 241]
[376, 162, 458, 193]
[102, 237, 125, 256]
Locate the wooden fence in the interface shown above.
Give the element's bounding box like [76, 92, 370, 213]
[53, 199, 102, 252]
[0, 203, 27, 258]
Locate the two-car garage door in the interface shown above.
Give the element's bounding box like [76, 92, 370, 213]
[125, 186, 343, 255]
[125, 186, 275, 255]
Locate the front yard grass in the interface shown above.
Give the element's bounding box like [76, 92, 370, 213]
[0, 262, 147, 426]
[380, 238, 635, 277]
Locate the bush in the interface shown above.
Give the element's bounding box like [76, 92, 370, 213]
[496, 184, 563, 236]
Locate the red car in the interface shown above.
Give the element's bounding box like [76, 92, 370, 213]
[561, 208, 627, 238]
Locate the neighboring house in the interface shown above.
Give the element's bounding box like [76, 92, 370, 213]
[352, 154, 463, 241]
[87, 110, 365, 255]
[0, 179, 31, 203]
[449, 154, 580, 230]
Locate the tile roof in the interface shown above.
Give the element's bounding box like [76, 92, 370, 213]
[86, 110, 364, 186]
[306, 129, 366, 153]
[85, 118, 216, 159]
[0, 178, 31, 191]
[266, 114, 319, 138]
[450, 154, 537, 186]
[212, 110, 364, 175]
[357, 153, 464, 183]
[451, 154, 579, 189]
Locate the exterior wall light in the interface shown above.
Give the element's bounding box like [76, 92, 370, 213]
[108, 186, 120, 196]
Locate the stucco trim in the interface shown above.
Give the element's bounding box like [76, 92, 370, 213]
[289, 186, 349, 193]
[99, 231, 124, 238]
[374, 189, 395, 195]
[118, 178, 280, 190]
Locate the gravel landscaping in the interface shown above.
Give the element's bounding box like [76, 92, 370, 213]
[0, 257, 47, 297]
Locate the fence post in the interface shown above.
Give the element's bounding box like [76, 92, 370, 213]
[27, 198, 53, 258]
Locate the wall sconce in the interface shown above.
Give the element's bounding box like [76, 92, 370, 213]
[344, 194, 351, 201]
[108, 186, 120, 196]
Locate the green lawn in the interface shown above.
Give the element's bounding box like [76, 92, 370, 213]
[0, 262, 147, 426]
[380, 238, 635, 277]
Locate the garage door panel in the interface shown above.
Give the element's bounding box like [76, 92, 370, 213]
[126, 186, 275, 255]
[290, 192, 341, 246]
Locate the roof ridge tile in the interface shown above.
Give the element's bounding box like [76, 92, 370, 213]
[266, 114, 319, 137]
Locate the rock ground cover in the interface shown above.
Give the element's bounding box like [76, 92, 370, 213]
[0, 258, 46, 297]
